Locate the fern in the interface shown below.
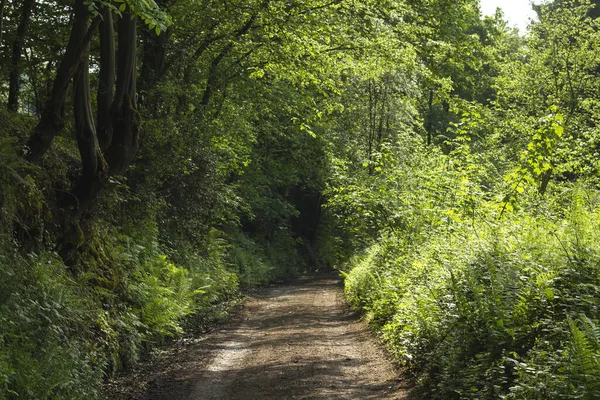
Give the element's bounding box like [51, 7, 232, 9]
[568, 316, 600, 398]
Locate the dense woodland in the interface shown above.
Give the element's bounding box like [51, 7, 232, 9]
[1, 0, 600, 398]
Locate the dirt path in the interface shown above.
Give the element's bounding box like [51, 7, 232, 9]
[129, 274, 409, 399]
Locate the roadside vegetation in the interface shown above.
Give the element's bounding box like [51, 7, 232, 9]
[324, 1, 600, 398]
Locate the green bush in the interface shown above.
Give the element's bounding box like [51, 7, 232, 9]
[0, 240, 105, 399]
[342, 186, 600, 399]
[0, 219, 247, 398]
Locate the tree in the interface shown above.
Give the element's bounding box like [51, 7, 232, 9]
[15, 0, 169, 214]
[7, 0, 35, 112]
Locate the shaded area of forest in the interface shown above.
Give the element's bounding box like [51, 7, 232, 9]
[1, 0, 600, 398]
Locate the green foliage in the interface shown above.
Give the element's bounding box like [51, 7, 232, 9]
[227, 232, 274, 287]
[130, 254, 197, 341]
[0, 216, 244, 395]
[227, 229, 304, 288]
[0, 111, 37, 235]
[328, 21, 600, 390]
[502, 108, 566, 205]
[0, 240, 105, 399]
[342, 183, 600, 399]
[325, 6, 600, 389]
[89, 0, 171, 34]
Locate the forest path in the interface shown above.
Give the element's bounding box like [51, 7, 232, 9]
[133, 273, 409, 399]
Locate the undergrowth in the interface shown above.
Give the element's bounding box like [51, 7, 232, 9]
[338, 177, 600, 398]
[0, 225, 301, 398]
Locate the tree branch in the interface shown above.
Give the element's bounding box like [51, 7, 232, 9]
[25, 1, 101, 163]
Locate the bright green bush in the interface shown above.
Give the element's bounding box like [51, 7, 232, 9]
[342, 186, 600, 399]
[131, 255, 196, 340]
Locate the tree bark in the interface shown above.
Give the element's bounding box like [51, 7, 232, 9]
[71, 12, 140, 212]
[425, 89, 434, 146]
[106, 13, 139, 175]
[7, 0, 35, 112]
[72, 52, 106, 211]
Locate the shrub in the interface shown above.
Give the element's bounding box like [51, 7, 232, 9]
[342, 185, 600, 399]
[0, 239, 105, 399]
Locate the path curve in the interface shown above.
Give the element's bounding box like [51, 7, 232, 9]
[138, 274, 409, 399]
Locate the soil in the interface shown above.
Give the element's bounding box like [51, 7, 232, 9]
[107, 273, 411, 399]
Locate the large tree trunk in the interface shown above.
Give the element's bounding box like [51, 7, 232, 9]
[56, 1, 106, 212]
[7, 0, 35, 112]
[72, 12, 141, 212]
[105, 13, 140, 175]
[97, 9, 115, 152]
[25, 0, 100, 163]
[72, 52, 106, 211]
